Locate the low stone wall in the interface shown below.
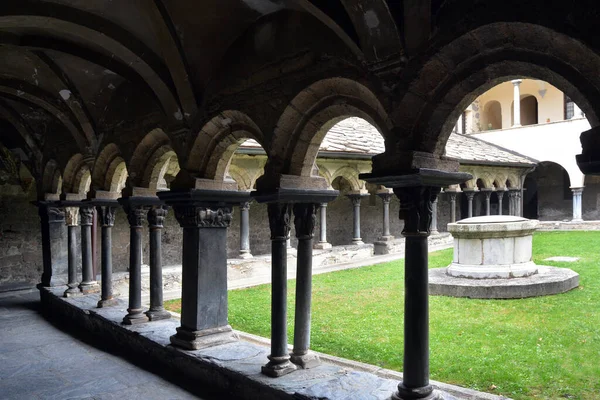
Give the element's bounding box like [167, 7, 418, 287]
[537, 221, 600, 230]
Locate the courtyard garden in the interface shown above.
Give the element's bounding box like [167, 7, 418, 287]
[166, 231, 600, 400]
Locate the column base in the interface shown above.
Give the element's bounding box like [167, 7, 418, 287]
[239, 250, 253, 259]
[122, 309, 149, 325]
[64, 285, 82, 298]
[79, 281, 100, 295]
[392, 384, 442, 400]
[571, 218, 583, 222]
[352, 238, 364, 245]
[290, 351, 321, 369]
[377, 235, 395, 242]
[170, 325, 238, 350]
[97, 298, 119, 308]
[146, 308, 171, 321]
[374, 241, 394, 255]
[313, 241, 332, 249]
[261, 355, 297, 377]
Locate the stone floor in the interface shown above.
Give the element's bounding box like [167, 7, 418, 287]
[0, 290, 209, 400]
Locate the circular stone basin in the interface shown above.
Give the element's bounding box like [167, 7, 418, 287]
[447, 215, 539, 279]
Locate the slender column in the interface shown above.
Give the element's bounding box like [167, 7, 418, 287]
[508, 189, 519, 216]
[347, 194, 365, 244]
[63, 207, 81, 297]
[38, 203, 67, 287]
[314, 203, 332, 249]
[79, 206, 99, 294]
[377, 192, 394, 240]
[262, 202, 297, 377]
[392, 186, 441, 400]
[239, 201, 253, 259]
[122, 205, 149, 325]
[169, 204, 236, 349]
[496, 190, 505, 215]
[571, 187, 584, 222]
[481, 189, 493, 216]
[291, 203, 320, 369]
[431, 198, 439, 234]
[97, 205, 118, 307]
[447, 191, 457, 223]
[146, 206, 171, 321]
[512, 79, 522, 127]
[464, 190, 476, 218]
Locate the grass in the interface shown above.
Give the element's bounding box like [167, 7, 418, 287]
[165, 232, 600, 400]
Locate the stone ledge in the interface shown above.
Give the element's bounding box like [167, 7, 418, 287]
[38, 287, 508, 400]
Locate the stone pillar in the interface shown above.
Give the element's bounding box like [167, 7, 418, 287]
[447, 191, 457, 223]
[314, 203, 332, 249]
[431, 197, 439, 234]
[481, 189, 493, 216]
[571, 187, 584, 222]
[146, 206, 171, 321]
[38, 202, 67, 287]
[290, 203, 320, 369]
[512, 79, 522, 127]
[97, 205, 118, 307]
[63, 207, 80, 297]
[121, 204, 149, 325]
[262, 202, 297, 377]
[79, 206, 99, 294]
[508, 189, 520, 216]
[497, 190, 505, 215]
[239, 201, 253, 259]
[347, 194, 365, 245]
[377, 192, 395, 240]
[463, 189, 476, 218]
[392, 185, 441, 400]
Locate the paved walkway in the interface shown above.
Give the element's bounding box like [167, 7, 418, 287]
[0, 291, 207, 400]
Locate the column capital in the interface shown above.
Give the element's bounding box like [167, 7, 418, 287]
[79, 205, 95, 226]
[268, 202, 292, 240]
[570, 187, 585, 194]
[394, 186, 440, 237]
[96, 205, 117, 227]
[346, 193, 367, 206]
[511, 79, 523, 86]
[124, 204, 148, 228]
[37, 202, 66, 224]
[240, 200, 252, 210]
[377, 191, 394, 204]
[173, 205, 232, 228]
[148, 205, 169, 229]
[65, 207, 80, 226]
[463, 189, 476, 200]
[293, 203, 318, 240]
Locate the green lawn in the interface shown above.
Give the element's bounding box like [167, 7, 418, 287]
[166, 231, 600, 400]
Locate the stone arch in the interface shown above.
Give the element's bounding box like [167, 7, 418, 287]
[493, 175, 507, 190]
[330, 165, 363, 192]
[141, 147, 180, 191]
[388, 22, 600, 161]
[62, 153, 90, 195]
[269, 78, 390, 177]
[227, 164, 253, 191]
[41, 159, 62, 195]
[128, 128, 173, 188]
[482, 100, 502, 130]
[331, 175, 355, 195]
[512, 95, 539, 126]
[315, 162, 333, 188]
[186, 111, 266, 182]
[478, 173, 495, 189]
[92, 143, 129, 193]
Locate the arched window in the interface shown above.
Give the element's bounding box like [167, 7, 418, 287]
[511, 95, 539, 126]
[482, 101, 502, 130]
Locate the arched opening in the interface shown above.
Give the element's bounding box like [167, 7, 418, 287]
[511, 95, 539, 126]
[482, 101, 502, 130]
[525, 161, 571, 221]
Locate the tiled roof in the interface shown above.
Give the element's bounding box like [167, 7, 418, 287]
[240, 117, 537, 165]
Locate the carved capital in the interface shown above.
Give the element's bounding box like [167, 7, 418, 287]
[496, 191, 505, 201]
[446, 191, 457, 202]
[347, 194, 363, 207]
[393, 186, 440, 236]
[378, 192, 393, 204]
[65, 207, 80, 226]
[174, 205, 232, 228]
[39, 205, 65, 224]
[464, 191, 476, 201]
[240, 201, 251, 211]
[293, 203, 317, 240]
[268, 203, 292, 240]
[97, 206, 116, 227]
[148, 205, 169, 228]
[79, 206, 95, 226]
[125, 205, 147, 228]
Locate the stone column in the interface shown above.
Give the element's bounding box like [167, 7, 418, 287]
[497, 190, 505, 215]
[481, 189, 493, 216]
[347, 194, 365, 245]
[146, 206, 171, 321]
[262, 202, 297, 377]
[239, 201, 253, 259]
[290, 203, 320, 369]
[377, 192, 395, 240]
[79, 206, 99, 294]
[97, 205, 118, 307]
[571, 187, 584, 222]
[508, 189, 520, 216]
[38, 202, 67, 287]
[447, 191, 457, 223]
[463, 189, 476, 218]
[512, 79, 522, 127]
[122, 204, 149, 325]
[314, 203, 332, 249]
[431, 197, 439, 234]
[392, 185, 441, 400]
[63, 207, 80, 297]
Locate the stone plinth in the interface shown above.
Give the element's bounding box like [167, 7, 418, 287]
[447, 216, 538, 279]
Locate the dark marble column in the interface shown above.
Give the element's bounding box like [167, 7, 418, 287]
[447, 191, 457, 223]
[38, 202, 67, 287]
[347, 194, 365, 245]
[79, 206, 99, 294]
[464, 190, 475, 218]
[290, 203, 320, 369]
[377, 192, 394, 240]
[97, 205, 118, 307]
[314, 203, 332, 249]
[497, 190, 505, 215]
[481, 189, 493, 216]
[63, 207, 81, 297]
[122, 204, 149, 325]
[239, 201, 253, 259]
[262, 202, 297, 377]
[146, 206, 171, 321]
